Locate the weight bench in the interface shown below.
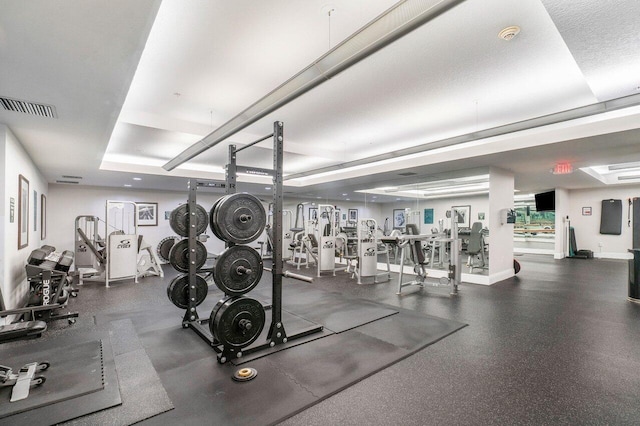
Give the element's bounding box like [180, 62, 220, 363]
[0, 246, 79, 342]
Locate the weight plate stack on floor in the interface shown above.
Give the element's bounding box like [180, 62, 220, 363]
[213, 245, 263, 296]
[168, 239, 207, 272]
[167, 274, 208, 309]
[170, 204, 209, 237]
[209, 296, 265, 350]
[210, 193, 266, 244]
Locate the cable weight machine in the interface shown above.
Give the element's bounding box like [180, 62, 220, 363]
[174, 121, 323, 364]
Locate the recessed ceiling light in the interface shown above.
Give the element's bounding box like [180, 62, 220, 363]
[346, 198, 350, 201]
[342, 193, 347, 196]
[265, 186, 271, 190]
[133, 177, 142, 181]
[316, 196, 322, 199]
[124, 184, 132, 187]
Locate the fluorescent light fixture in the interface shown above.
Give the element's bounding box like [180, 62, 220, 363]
[618, 175, 640, 181]
[124, 184, 132, 187]
[608, 162, 640, 171]
[133, 177, 142, 181]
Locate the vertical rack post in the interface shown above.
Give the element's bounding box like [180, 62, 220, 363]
[226, 145, 237, 196]
[268, 121, 287, 343]
[184, 178, 199, 323]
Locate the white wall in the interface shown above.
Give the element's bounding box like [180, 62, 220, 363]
[0, 125, 49, 311]
[568, 185, 640, 259]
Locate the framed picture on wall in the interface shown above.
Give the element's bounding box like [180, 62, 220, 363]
[423, 208, 434, 224]
[33, 190, 38, 231]
[41, 194, 47, 239]
[393, 209, 406, 229]
[18, 174, 29, 249]
[348, 208, 358, 222]
[582, 206, 592, 216]
[452, 205, 471, 228]
[309, 207, 318, 221]
[137, 202, 158, 226]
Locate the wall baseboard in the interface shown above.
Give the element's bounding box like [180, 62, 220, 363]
[593, 252, 633, 260]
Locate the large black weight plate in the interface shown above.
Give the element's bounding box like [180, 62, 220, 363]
[170, 204, 208, 237]
[166, 274, 208, 309]
[213, 245, 263, 296]
[168, 239, 207, 272]
[157, 236, 179, 263]
[212, 193, 266, 244]
[209, 296, 265, 349]
[209, 198, 224, 241]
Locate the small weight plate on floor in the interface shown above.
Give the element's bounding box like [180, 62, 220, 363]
[170, 204, 209, 237]
[209, 296, 265, 349]
[157, 236, 179, 263]
[167, 274, 208, 309]
[213, 245, 263, 296]
[232, 367, 258, 382]
[168, 239, 207, 272]
[212, 194, 266, 244]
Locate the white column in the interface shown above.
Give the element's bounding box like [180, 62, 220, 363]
[554, 188, 569, 259]
[488, 167, 514, 284]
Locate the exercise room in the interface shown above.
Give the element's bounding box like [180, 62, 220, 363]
[1, 1, 640, 424]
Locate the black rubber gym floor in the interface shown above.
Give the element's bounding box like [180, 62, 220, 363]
[2, 254, 640, 425]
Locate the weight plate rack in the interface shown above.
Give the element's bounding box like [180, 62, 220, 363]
[169, 121, 323, 364]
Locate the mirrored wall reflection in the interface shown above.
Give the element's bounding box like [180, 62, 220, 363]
[513, 196, 555, 253]
[381, 193, 490, 276]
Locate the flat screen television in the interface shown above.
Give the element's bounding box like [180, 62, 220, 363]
[534, 190, 555, 211]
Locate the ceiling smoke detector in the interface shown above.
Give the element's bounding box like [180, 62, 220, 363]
[498, 26, 520, 41]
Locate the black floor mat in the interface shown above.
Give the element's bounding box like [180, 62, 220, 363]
[0, 333, 121, 426]
[0, 340, 104, 419]
[136, 287, 466, 425]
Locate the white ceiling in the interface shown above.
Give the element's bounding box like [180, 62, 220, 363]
[2, 0, 640, 203]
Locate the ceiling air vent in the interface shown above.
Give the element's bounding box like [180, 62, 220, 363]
[398, 172, 417, 176]
[0, 96, 57, 118]
[55, 180, 79, 184]
[62, 175, 83, 179]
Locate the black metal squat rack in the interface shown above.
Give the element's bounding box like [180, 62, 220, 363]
[180, 121, 323, 364]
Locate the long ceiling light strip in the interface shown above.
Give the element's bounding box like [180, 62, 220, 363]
[284, 92, 640, 181]
[162, 0, 466, 171]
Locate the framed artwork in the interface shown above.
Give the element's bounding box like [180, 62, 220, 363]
[137, 202, 158, 226]
[348, 208, 358, 222]
[33, 190, 38, 231]
[452, 205, 471, 228]
[582, 206, 592, 216]
[478, 212, 485, 220]
[309, 207, 318, 221]
[335, 209, 341, 226]
[18, 174, 29, 249]
[393, 209, 405, 229]
[423, 208, 434, 224]
[165, 211, 172, 220]
[41, 194, 47, 239]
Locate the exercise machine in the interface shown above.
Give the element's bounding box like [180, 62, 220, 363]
[347, 218, 391, 284]
[0, 361, 49, 402]
[315, 204, 347, 277]
[387, 209, 462, 295]
[74, 201, 162, 286]
[0, 245, 79, 343]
